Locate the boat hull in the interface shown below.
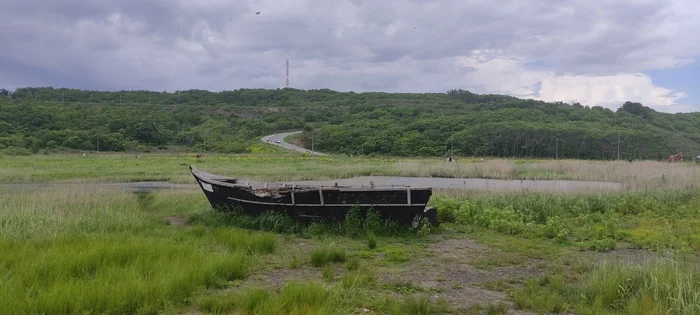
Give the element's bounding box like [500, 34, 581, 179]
[190, 166, 438, 227]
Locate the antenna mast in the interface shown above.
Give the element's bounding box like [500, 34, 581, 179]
[285, 58, 289, 88]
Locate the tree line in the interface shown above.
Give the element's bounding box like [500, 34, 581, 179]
[1, 87, 699, 160]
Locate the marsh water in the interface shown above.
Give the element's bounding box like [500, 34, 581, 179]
[0, 176, 623, 193]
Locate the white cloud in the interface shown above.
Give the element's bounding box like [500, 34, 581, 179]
[537, 74, 686, 108]
[453, 50, 688, 109]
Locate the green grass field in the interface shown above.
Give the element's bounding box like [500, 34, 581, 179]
[1, 153, 699, 314]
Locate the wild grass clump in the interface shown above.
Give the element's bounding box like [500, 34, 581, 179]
[310, 244, 347, 267]
[345, 256, 361, 271]
[512, 254, 700, 314]
[367, 233, 378, 249]
[196, 287, 274, 314]
[196, 227, 277, 255]
[277, 281, 331, 314]
[289, 253, 302, 269]
[196, 290, 240, 314]
[389, 295, 451, 315]
[322, 265, 334, 282]
[341, 269, 377, 289]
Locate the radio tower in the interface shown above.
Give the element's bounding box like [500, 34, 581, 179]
[285, 58, 289, 88]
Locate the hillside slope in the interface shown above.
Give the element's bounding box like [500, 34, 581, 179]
[1, 87, 698, 160]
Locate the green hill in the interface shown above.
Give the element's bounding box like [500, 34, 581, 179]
[1, 87, 698, 160]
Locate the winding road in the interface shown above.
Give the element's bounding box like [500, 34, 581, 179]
[260, 130, 327, 156]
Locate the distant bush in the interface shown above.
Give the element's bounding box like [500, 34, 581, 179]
[1, 146, 32, 156]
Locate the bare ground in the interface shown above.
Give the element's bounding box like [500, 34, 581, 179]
[238, 235, 545, 314]
[377, 237, 542, 314]
[179, 224, 664, 314]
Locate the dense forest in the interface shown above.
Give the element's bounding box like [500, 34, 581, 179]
[1, 86, 699, 160]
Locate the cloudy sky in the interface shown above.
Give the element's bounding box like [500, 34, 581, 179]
[1, 0, 698, 112]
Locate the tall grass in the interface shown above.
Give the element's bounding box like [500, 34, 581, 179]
[578, 258, 700, 314]
[0, 186, 150, 240]
[0, 236, 250, 314]
[431, 191, 700, 252]
[0, 186, 279, 314]
[0, 186, 210, 240]
[191, 226, 277, 254]
[513, 254, 700, 314]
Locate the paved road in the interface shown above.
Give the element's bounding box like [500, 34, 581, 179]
[261, 130, 327, 155]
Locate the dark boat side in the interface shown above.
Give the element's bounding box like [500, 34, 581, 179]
[190, 165, 438, 227]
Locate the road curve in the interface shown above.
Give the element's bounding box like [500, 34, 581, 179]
[260, 131, 327, 156]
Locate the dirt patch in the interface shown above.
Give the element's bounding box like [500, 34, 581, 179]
[247, 266, 324, 289]
[377, 237, 542, 314]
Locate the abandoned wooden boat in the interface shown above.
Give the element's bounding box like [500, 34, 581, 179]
[190, 166, 438, 227]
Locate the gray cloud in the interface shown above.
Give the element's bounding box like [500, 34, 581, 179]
[0, 0, 698, 110]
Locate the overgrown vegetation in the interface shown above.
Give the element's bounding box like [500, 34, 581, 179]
[191, 205, 421, 239]
[3, 87, 700, 159]
[432, 191, 700, 252]
[512, 254, 700, 314]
